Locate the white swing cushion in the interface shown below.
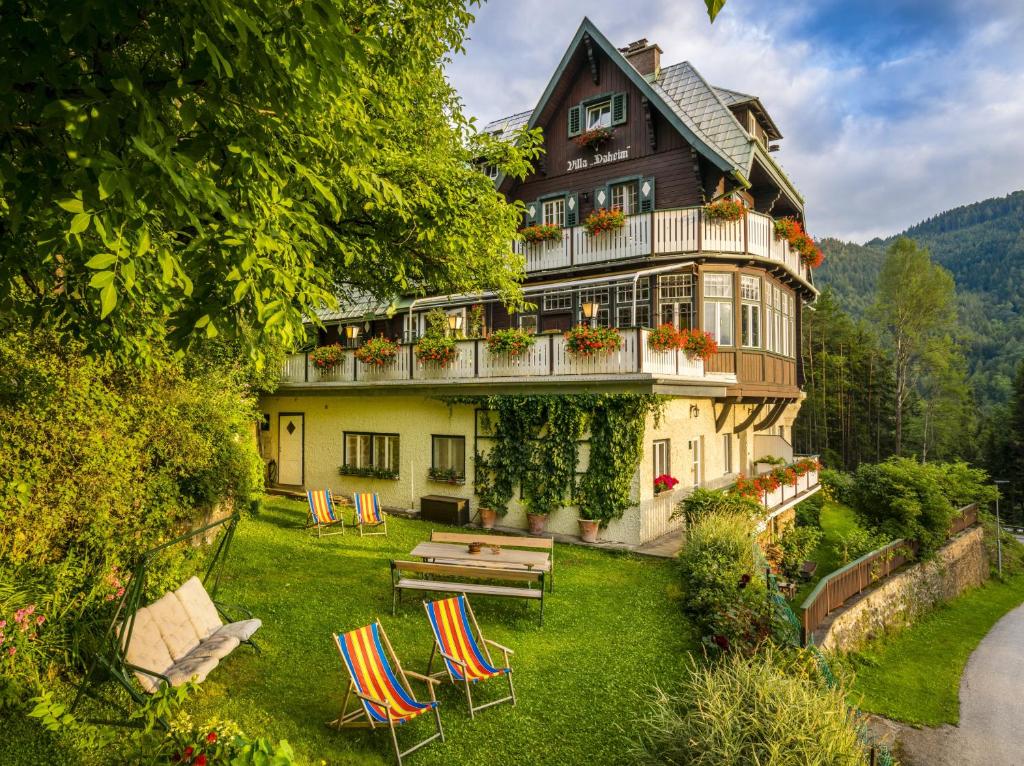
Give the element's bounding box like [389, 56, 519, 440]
[120, 607, 174, 694]
[147, 592, 201, 662]
[175, 576, 223, 640]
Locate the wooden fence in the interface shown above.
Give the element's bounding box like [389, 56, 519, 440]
[800, 503, 979, 644]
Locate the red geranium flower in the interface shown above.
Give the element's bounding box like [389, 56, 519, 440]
[206, 731, 217, 743]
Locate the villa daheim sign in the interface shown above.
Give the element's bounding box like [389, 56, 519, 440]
[567, 145, 631, 173]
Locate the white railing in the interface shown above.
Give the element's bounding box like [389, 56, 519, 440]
[517, 208, 813, 285]
[573, 213, 650, 265]
[279, 328, 716, 387]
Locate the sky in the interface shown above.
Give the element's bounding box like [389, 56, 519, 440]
[446, 0, 1024, 242]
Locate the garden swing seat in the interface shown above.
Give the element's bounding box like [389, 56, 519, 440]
[72, 512, 260, 722]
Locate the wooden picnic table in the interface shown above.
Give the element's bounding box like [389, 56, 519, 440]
[409, 541, 550, 572]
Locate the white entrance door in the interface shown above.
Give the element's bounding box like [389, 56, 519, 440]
[278, 414, 304, 485]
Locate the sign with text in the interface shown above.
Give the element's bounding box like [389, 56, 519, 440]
[567, 145, 631, 173]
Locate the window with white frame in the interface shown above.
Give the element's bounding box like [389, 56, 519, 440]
[616, 279, 651, 327]
[689, 436, 703, 487]
[658, 274, 694, 330]
[578, 287, 610, 327]
[543, 290, 573, 311]
[431, 435, 466, 478]
[653, 439, 671, 479]
[782, 293, 794, 358]
[344, 432, 400, 474]
[703, 274, 734, 346]
[586, 100, 612, 129]
[542, 197, 565, 228]
[610, 181, 639, 214]
[722, 434, 733, 476]
[740, 275, 761, 349]
[518, 314, 538, 334]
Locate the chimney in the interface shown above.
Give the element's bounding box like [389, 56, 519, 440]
[619, 38, 662, 78]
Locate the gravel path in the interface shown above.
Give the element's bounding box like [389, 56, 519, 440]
[899, 602, 1024, 765]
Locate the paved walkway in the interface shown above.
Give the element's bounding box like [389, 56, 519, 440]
[899, 602, 1024, 765]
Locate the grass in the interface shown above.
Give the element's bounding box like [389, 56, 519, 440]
[0, 496, 695, 765]
[791, 501, 863, 605]
[847, 572, 1024, 726]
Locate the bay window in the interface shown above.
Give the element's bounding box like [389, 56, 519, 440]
[702, 274, 734, 346]
[740, 275, 761, 348]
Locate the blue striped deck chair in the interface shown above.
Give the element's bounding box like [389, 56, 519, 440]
[330, 622, 444, 765]
[306, 489, 344, 537]
[352, 492, 387, 537]
[423, 595, 515, 718]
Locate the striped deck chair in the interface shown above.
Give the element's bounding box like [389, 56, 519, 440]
[306, 490, 344, 537]
[331, 623, 444, 766]
[352, 492, 387, 537]
[423, 596, 516, 718]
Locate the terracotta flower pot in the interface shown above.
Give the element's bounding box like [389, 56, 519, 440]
[479, 508, 497, 530]
[527, 513, 548, 536]
[578, 518, 600, 544]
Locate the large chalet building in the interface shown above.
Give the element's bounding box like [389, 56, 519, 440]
[259, 19, 819, 546]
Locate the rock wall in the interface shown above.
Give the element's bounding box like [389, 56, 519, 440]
[817, 526, 988, 653]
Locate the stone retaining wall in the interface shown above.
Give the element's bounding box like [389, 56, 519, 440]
[817, 526, 988, 653]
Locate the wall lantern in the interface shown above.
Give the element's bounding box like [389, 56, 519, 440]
[581, 302, 600, 326]
[689, 404, 700, 418]
[345, 325, 361, 340]
[448, 314, 464, 333]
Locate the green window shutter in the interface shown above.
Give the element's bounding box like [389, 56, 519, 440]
[593, 186, 609, 210]
[524, 200, 539, 226]
[611, 92, 628, 126]
[566, 192, 579, 227]
[568, 105, 582, 137]
[639, 177, 656, 212]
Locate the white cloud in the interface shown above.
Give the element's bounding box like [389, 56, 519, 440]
[447, 0, 1024, 240]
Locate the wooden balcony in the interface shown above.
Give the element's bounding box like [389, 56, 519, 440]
[515, 207, 812, 284]
[279, 328, 736, 390]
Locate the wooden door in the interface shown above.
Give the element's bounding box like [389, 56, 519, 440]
[278, 413, 304, 485]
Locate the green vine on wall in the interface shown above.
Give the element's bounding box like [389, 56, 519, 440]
[443, 394, 663, 527]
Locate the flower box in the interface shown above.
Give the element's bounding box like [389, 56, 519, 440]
[428, 467, 465, 484]
[647, 323, 682, 352]
[485, 328, 536, 357]
[520, 224, 563, 244]
[355, 337, 399, 366]
[338, 464, 399, 480]
[654, 474, 679, 494]
[583, 208, 626, 236]
[564, 325, 621, 357]
[680, 329, 718, 362]
[704, 199, 746, 223]
[573, 126, 614, 149]
[309, 343, 346, 372]
[415, 336, 458, 367]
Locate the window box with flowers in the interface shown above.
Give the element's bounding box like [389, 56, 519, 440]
[520, 224, 563, 244]
[338, 464, 399, 480]
[573, 126, 614, 150]
[680, 329, 718, 362]
[774, 217, 824, 269]
[704, 198, 746, 223]
[428, 466, 465, 485]
[415, 335, 458, 367]
[354, 337, 399, 367]
[647, 324, 682, 352]
[564, 325, 621, 357]
[654, 474, 679, 495]
[309, 343, 346, 373]
[485, 327, 536, 357]
[583, 207, 626, 236]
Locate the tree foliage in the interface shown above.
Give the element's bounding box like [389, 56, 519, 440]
[0, 0, 541, 362]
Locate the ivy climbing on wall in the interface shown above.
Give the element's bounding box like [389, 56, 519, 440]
[444, 393, 663, 527]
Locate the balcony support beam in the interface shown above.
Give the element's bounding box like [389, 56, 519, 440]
[713, 397, 738, 433]
[753, 398, 793, 432]
[733, 400, 768, 433]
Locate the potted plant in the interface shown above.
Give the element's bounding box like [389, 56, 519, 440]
[753, 454, 786, 474]
[704, 198, 746, 223]
[354, 336, 398, 366]
[527, 511, 549, 536]
[654, 474, 679, 495]
[647, 324, 681, 352]
[520, 223, 563, 244]
[564, 324, 621, 357]
[577, 512, 600, 543]
[486, 327, 536, 357]
[415, 335, 458, 367]
[474, 450, 506, 530]
[583, 207, 626, 236]
[680, 329, 718, 362]
[309, 343, 346, 373]
[427, 466, 464, 484]
[573, 126, 614, 150]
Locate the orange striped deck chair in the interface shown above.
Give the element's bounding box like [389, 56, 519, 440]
[423, 596, 515, 718]
[331, 622, 444, 765]
[306, 490, 344, 538]
[352, 492, 387, 537]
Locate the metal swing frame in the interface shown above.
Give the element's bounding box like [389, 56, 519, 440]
[71, 511, 254, 725]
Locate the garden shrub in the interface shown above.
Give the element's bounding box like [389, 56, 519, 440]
[832, 528, 892, 566]
[848, 457, 996, 555]
[794, 492, 824, 527]
[673, 488, 763, 528]
[633, 649, 870, 765]
[0, 331, 262, 703]
[778, 525, 823, 578]
[819, 468, 854, 505]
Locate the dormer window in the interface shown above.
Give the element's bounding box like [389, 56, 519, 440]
[586, 100, 612, 130]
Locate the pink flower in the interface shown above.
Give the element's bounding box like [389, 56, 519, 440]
[7, 646, 15, 657]
[0, 620, 6, 629]
[25, 605, 35, 615]
[36, 615, 45, 626]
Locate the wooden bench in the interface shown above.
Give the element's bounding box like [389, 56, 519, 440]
[429, 531, 555, 591]
[800, 560, 818, 581]
[390, 560, 545, 625]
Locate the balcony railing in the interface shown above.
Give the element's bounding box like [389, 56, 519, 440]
[280, 328, 732, 388]
[516, 207, 811, 282]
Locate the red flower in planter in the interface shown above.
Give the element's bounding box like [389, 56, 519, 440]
[654, 474, 679, 494]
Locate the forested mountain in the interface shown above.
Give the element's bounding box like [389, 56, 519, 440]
[815, 190, 1024, 407]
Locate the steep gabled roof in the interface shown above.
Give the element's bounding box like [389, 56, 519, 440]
[482, 109, 532, 142]
[712, 85, 757, 107]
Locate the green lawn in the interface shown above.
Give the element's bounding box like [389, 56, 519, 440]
[0, 497, 695, 765]
[791, 501, 863, 605]
[846, 573, 1024, 726]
